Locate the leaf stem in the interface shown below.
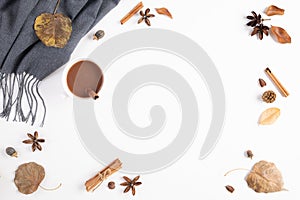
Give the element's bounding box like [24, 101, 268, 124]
[262, 18, 271, 21]
[39, 183, 62, 191]
[224, 168, 250, 176]
[53, 0, 61, 14]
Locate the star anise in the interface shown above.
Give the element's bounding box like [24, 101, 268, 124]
[120, 175, 142, 196]
[138, 8, 155, 26]
[246, 11, 262, 27]
[251, 23, 269, 40]
[22, 131, 45, 152]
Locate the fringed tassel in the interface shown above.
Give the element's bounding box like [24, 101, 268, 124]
[0, 72, 46, 126]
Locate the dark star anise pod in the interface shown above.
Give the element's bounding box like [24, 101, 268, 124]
[251, 24, 269, 40]
[246, 11, 262, 27]
[120, 175, 142, 196]
[138, 8, 155, 26]
[22, 131, 45, 152]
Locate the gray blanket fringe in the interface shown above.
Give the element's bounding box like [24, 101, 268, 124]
[0, 72, 46, 126]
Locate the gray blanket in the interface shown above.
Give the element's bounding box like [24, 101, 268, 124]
[0, 0, 120, 125]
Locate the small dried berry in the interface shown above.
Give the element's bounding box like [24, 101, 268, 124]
[6, 147, 18, 157]
[258, 78, 266, 87]
[93, 30, 105, 40]
[246, 150, 254, 159]
[262, 90, 276, 103]
[225, 185, 235, 193]
[108, 181, 115, 189]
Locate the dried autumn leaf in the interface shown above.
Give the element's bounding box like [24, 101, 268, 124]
[155, 7, 173, 19]
[259, 107, 280, 125]
[34, 13, 72, 48]
[265, 5, 285, 16]
[246, 160, 284, 193]
[270, 26, 291, 44]
[14, 162, 45, 194]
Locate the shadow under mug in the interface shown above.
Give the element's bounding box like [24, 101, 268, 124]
[62, 58, 104, 100]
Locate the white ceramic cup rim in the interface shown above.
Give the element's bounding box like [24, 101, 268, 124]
[62, 57, 103, 99]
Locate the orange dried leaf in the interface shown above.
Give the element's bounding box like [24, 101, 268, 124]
[246, 160, 284, 193]
[270, 26, 291, 44]
[265, 5, 285, 16]
[259, 107, 280, 125]
[155, 7, 173, 19]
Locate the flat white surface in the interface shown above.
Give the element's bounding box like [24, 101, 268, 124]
[1, 0, 300, 199]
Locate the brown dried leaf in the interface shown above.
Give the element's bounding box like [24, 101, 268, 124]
[34, 13, 72, 48]
[259, 107, 280, 125]
[270, 26, 291, 44]
[246, 160, 284, 193]
[155, 7, 173, 19]
[265, 5, 285, 16]
[14, 162, 45, 194]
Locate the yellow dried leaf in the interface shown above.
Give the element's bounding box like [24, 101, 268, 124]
[259, 107, 280, 125]
[246, 160, 284, 193]
[270, 26, 291, 44]
[34, 13, 72, 48]
[155, 7, 173, 19]
[265, 5, 285, 16]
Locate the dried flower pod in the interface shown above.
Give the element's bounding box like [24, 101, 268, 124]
[262, 90, 276, 103]
[6, 147, 18, 157]
[93, 30, 105, 40]
[246, 150, 254, 159]
[265, 5, 285, 16]
[270, 26, 291, 44]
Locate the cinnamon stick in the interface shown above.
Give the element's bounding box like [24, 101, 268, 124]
[265, 68, 289, 97]
[85, 158, 122, 192]
[120, 1, 144, 25]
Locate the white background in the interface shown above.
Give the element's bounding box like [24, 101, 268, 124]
[1, 0, 300, 199]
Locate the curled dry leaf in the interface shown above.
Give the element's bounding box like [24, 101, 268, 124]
[270, 26, 291, 44]
[14, 162, 45, 194]
[265, 5, 285, 16]
[155, 7, 173, 19]
[246, 160, 284, 193]
[259, 107, 280, 125]
[34, 13, 72, 48]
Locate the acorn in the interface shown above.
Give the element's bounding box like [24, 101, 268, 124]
[6, 147, 18, 157]
[93, 30, 105, 40]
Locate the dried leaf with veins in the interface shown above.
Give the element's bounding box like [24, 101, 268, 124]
[14, 162, 45, 194]
[265, 5, 285, 16]
[246, 160, 284, 193]
[155, 7, 173, 19]
[34, 0, 72, 48]
[259, 107, 280, 125]
[270, 26, 291, 44]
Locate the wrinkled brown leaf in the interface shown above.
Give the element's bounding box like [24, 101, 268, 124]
[14, 162, 45, 194]
[265, 5, 285, 16]
[155, 7, 173, 19]
[34, 13, 72, 48]
[246, 160, 284, 193]
[270, 26, 291, 44]
[259, 107, 280, 125]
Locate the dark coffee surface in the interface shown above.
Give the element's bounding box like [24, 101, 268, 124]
[67, 60, 103, 98]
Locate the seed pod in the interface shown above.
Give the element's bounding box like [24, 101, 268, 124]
[108, 181, 115, 189]
[258, 78, 266, 87]
[6, 147, 18, 157]
[93, 30, 105, 40]
[225, 185, 235, 193]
